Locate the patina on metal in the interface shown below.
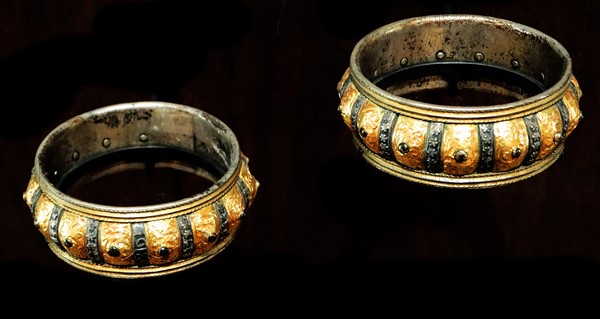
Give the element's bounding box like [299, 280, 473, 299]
[23, 102, 259, 278]
[337, 14, 582, 188]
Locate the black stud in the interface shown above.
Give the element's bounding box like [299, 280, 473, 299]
[454, 150, 468, 163]
[158, 247, 170, 258]
[359, 127, 368, 138]
[208, 233, 218, 242]
[511, 148, 522, 158]
[398, 142, 410, 154]
[64, 238, 73, 248]
[108, 246, 120, 257]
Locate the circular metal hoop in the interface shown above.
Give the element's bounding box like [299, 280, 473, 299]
[337, 14, 582, 188]
[23, 102, 259, 278]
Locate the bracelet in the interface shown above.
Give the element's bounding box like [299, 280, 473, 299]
[337, 14, 583, 188]
[23, 102, 259, 278]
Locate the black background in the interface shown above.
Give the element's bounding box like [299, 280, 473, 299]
[1, 0, 599, 306]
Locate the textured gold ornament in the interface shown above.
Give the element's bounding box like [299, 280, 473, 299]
[23, 102, 259, 278]
[337, 14, 582, 188]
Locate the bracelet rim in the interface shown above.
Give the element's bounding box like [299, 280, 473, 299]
[32, 101, 242, 218]
[349, 14, 573, 119]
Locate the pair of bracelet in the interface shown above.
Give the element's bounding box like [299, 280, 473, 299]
[23, 14, 582, 279]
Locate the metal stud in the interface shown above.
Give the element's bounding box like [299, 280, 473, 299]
[554, 132, 562, 143]
[359, 127, 368, 138]
[453, 150, 468, 163]
[108, 246, 120, 257]
[511, 147, 522, 158]
[208, 233, 218, 242]
[398, 142, 410, 154]
[158, 247, 170, 258]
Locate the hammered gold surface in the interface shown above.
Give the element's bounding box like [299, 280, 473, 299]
[189, 205, 219, 255]
[58, 211, 88, 259]
[338, 83, 358, 129]
[391, 115, 428, 170]
[146, 218, 181, 265]
[23, 175, 39, 207]
[570, 75, 582, 98]
[221, 185, 244, 233]
[239, 159, 259, 203]
[441, 124, 479, 175]
[99, 222, 135, 266]
[337, 68, 350, 93]
[493, 119, 528, 171]
[34, 194, 54, 240]
[356, 100, 383, 153]
[563, 88, 582, 137]
[536, 106, 562, 160]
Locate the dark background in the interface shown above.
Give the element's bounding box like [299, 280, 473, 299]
[1, 0, 599, 303]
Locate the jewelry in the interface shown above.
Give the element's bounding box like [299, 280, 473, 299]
[23, 102, 259, 278]
[337, 14, 582, 188]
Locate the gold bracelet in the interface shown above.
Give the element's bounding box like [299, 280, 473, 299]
[23, 102, 259, 278]
[337, 14, 582, 188]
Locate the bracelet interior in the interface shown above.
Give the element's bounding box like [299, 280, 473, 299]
[354, 15, 569, 107]
[36, 103, 238, 206]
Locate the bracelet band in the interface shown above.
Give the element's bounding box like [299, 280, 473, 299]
[337, 14, 582, 188]
[23, 102, 259, 278]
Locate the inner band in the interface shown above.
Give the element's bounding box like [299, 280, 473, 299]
[35, 101, 240, 213]
[351, 14, 571, 113]
[56, 147, 222, 206]
[374, 61, 546, 106]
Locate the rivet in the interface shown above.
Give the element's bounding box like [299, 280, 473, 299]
[102, 138, 111, 148]
[139, 133, 148, 142]
[554, 132, 562, 142]
[158, 247, 170, 258]
[511, 147, 522, 158]
[398, 142, 410, 154]
[359, 127, 368, 138]
[435, 50, 446, 59]
[474, 52, 484, 61]
[511, 59, 520, 68]
[453, 150, 468, 163]
[108, 246, 120, 257]
[400, 57, 408, 66]
[71, 151, 79, 161]
[208, 233, 218, 242]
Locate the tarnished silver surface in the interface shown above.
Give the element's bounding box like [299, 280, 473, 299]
[23, 101, 259, 278]
[337, 14, 582, 188]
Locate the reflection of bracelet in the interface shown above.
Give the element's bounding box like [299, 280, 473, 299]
[337, 14, 583, 188]
[23, 102, 259, 278]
